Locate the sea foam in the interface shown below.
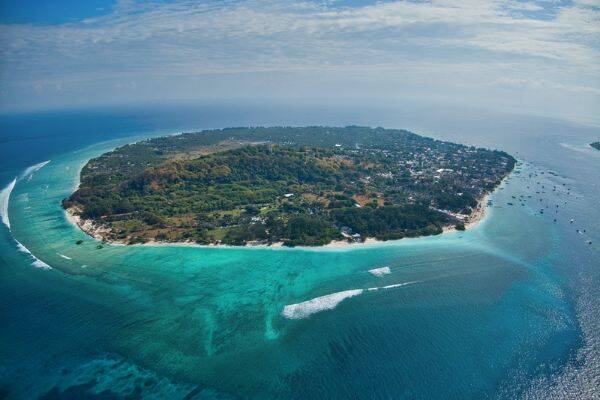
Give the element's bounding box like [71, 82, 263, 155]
[382, 281, 418, 290]
[282, 289, 363, 319]
[21, 160, 51, 180]
[284, 280, 422, 319]
[1, 161, 53, 269]
[0, 178, 17, 229]
[368, 281, 420, 292]
[0, 160, 51, 230]
[15, 240, 51, 269]
[369, 266, 391, 276]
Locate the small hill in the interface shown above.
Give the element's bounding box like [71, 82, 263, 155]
[63, 126, 515, 246]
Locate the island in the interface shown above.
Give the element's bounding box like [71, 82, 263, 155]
[62, 126, 515, 247]
[590, 142, 600, 151]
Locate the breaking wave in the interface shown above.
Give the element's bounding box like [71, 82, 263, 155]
[368, 281, 420, 291]
[381, 281, 419, 290]
[1, 160, 51, 230]
[284, 280, 422, 319]
[1, 160, 53, 269]
[0, 178, 17, 229]
[21, 160, 51, 180]
[15, 239, 51, 269]
[58, 253, 72, 260]
[282, 289, 363, 319]
[369, 266, 391, 276]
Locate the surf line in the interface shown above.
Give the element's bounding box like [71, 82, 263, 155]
[1, 161, 52, 269]
[15, 239, 52, 269]
[0, 178, 16, 229]
[282, 280, 420, 319]
[21, 160, 51, 180]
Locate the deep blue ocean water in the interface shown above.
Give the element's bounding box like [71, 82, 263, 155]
[0, 102, 598, 399]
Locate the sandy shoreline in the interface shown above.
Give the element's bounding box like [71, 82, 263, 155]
[64, 185, 495, 250]
[65, 148, 511, 250]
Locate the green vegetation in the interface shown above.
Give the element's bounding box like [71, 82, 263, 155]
[63, 126, 515, 246]
[590, 142, 600, 151]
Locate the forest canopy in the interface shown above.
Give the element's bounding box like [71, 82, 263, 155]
[63, 126, 515, 246]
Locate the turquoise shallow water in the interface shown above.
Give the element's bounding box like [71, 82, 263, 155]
[0, 106, 598, 399]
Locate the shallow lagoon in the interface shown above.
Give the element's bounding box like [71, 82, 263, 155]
[0, 105, 598, 399]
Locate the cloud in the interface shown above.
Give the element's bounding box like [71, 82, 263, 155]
[493, 77, 600, 95]
[0, 0, 598, 120]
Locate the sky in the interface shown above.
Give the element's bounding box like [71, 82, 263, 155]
[0, 0, 598, 124]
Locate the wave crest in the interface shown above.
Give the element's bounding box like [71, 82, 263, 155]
[283, 280, 421, 319]
[369, 266, 391, 276]
[0, 179, 17, 229]
[282, 289, 363, 319]
[15, 240, 52, 269]
[1, 160, 51, 230]
[1, 161, 53, 269]
[21, 160, 51, 180]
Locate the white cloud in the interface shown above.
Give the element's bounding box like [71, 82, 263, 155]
[0, 0, 598, 121]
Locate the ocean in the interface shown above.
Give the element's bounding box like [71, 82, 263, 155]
[0, 102, 598, 399]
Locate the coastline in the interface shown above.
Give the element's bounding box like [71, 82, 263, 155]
[61, 127, 514, 250]
[64, 188, 495, 250]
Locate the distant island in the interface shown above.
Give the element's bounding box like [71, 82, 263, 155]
[63, 126, 515, 247]
[590, 142, 600, 151]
